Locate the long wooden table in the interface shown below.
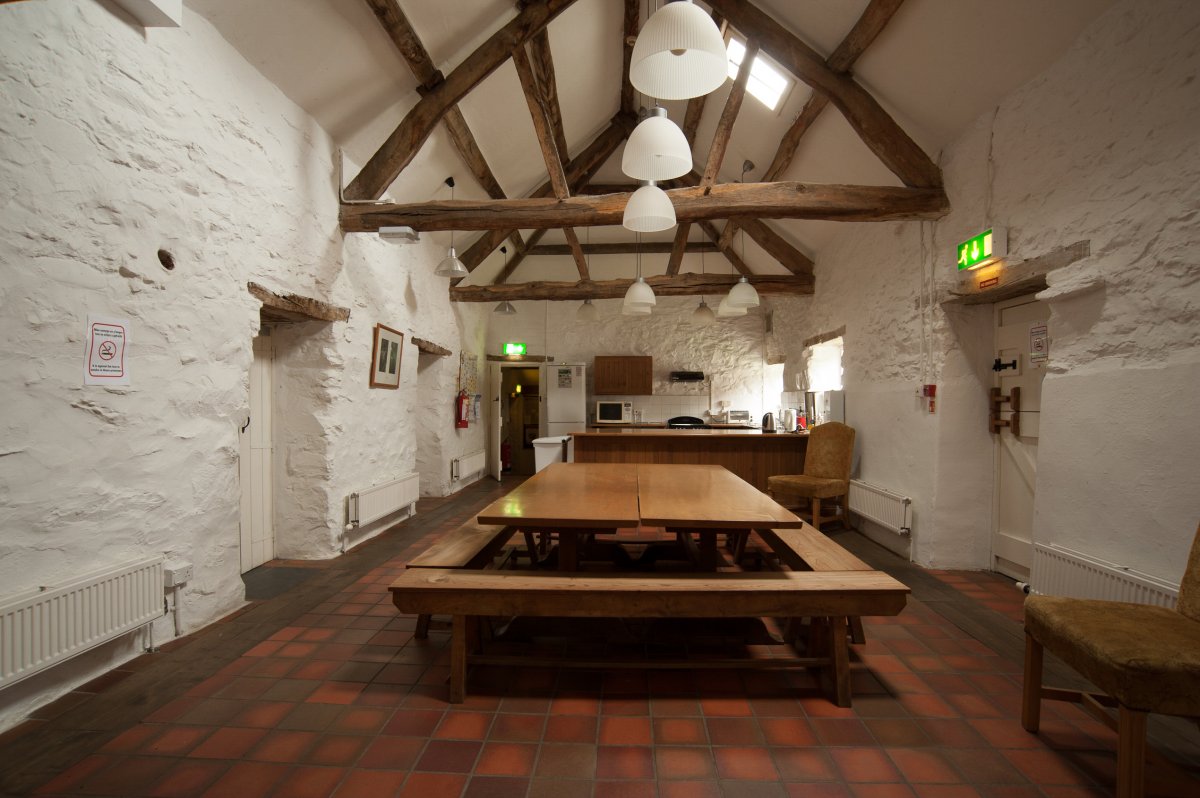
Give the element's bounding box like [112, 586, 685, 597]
[475, 463, 802, 570]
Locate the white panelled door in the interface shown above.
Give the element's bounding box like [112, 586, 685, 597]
[488, 363, 502, 481]
[991, 295, 1050, 580]
[239, 336, 275, 573]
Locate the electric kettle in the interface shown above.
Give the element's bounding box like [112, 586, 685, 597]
[761, 413, 777, 433]
[781, 409, 797, 432]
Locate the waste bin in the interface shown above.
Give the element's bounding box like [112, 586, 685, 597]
[532, 436, 573, 472]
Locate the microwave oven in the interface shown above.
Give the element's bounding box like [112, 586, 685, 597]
[595, 400, 633, 424]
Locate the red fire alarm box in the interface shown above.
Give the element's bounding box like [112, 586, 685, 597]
[455, 390, 470, 428]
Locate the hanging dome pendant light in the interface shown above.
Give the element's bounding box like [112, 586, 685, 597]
[623, 234, 656, 315]
[435, 176, 469, 278]
[630, 0, 729, 101]
[692, 246, 715, 325]
[623, 180, 676, 232]
[621, 106, 692, 181]
[493, 246, 517, 315]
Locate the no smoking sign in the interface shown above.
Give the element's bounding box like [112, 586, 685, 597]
[85, 315, 130, 386]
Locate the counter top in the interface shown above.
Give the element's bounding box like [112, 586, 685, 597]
[575, 428, 808, 438]
[587, 423, 667, 429]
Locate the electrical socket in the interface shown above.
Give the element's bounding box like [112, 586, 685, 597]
[164, 563, 193, 587]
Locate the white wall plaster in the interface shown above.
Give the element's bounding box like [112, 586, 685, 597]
[0, 2, 475, 729]
[772, 0, 1200, 577]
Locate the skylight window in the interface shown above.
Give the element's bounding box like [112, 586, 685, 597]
[726, 38, 790, 111]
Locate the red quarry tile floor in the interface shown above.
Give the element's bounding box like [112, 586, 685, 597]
[3, 482, 1198, 798]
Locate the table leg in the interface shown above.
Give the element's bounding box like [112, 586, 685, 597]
[559, 533, 578, 572]
[450, 615, 468, 703]
[698, 531, 718, 570]
[827, 616, 851, 708]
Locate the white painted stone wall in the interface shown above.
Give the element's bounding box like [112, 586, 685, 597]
[773, 0, 1200, 579]
[484, 296, 772, 421]
[0, 2, 478, 729]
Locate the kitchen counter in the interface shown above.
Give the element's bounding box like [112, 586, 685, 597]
[586, 423, 667, 429]
[573, 428, 808, 490]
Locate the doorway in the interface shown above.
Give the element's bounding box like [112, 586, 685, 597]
[991, 294, 1049, 580]
[239, 334, 275, 573]
[488, 363, 542, 479]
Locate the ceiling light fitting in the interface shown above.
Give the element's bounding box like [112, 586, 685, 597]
[621, 106, 691, 181]
[493, 246, 516, 314]
[630, 0, 728, 101]
[623, 180, 676, 232]
[434, 176, 468, 277]
[692, 298, 715, 325]
[623, 235, 656, 315]
[577, 298, 598, 321]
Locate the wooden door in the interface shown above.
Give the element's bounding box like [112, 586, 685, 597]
[992, 295, 1049, 579]
[488, 363, 502, 480]
[239, 335, 275, 573]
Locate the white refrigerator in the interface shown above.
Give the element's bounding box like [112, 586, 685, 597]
[542, 363, 587, 436]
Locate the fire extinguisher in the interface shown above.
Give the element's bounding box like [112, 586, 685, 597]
[455, 390, 470, 429]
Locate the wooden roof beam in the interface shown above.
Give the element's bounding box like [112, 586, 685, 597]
[526, 241, 719, 256]
[620, 0, 639, 115]
[450, 272, 813, 302]
[696, 220, 751, 276]
[706, 0, 939, 189]
[341, 182, 950, 232]
[701, 39, 758, 192]
[666, 223, 692, 276]
[345, 0, 581, 200]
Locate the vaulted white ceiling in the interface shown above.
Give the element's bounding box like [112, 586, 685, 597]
[188, 0, 1115, 286]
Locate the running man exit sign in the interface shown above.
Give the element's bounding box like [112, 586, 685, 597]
[956, 227, 1007, 270]
[502, 342, 527, 356]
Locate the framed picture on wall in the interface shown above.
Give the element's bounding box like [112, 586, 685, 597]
[370, 324, 404, 389]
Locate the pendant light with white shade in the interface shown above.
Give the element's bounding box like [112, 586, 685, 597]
[623, 234, 656, 315]
[692, 245, 715, 325]
[621, 106, 692, 181]
[434, 176, 469, 278]
[576, 230, 599, 321]
[623, 180, 676, 232]
[630, 0, 729, 101]
[492, 246, 516, 315]
[724, 160, 760, 309]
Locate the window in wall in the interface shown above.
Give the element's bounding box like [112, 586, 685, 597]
[805, 336, 843, 392]
[726, 38, 791, 111]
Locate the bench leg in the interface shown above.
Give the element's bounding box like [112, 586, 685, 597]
[450, 615, 469, 704]
[848, 616, 866, 645]
[415, 613, 432, 640]
[827, 615, 851, 708]
[1021, 631, 1043, 733]
[1116, 704, 1147, 798]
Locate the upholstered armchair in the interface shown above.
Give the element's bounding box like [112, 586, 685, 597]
[766, 421, 856, 532]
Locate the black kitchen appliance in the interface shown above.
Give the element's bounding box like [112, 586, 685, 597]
[667, 415, 708, 429]
[668, 371, 705, 382]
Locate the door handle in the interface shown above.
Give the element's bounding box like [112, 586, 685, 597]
[241, 416, 251, 433]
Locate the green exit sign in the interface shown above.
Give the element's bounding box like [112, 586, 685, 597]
[502, 342, 527, 356]
[956, 227, 1007, 271]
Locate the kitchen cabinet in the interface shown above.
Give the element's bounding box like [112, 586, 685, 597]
[593, 356, 653, 395]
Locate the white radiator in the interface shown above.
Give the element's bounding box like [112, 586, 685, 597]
[848, 480, 911, 535]
[451, 450, 486, 481]
[347, 473, 419, 528]
[0, 557, 164, 688]
[1031, 543, 1178, 608]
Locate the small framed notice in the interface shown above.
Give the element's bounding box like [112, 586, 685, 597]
[85, 314, 130, 386]
[370, 323, 404, 389]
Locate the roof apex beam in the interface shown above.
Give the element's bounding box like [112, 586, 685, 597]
[449, 273, 814, 302]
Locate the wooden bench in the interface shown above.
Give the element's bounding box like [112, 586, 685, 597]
[755, 524, 873, 644]
[405, 520, 515, 638]
[389, 568, 908, 705]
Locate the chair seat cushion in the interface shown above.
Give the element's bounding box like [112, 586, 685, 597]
[1025, 595, 1200, 716]
[767, 475, 848, 499]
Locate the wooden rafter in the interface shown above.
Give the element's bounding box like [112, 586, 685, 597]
[666, 224, 692, 276]
[528, 30, 569, 160]
[696, 220, 751, 276]
[722, 0, 906, 251]
[562, 227, 589, 280]
[361, 0, 525, 251]
[344, 0, 581, 200]
[496, 231, 549, 284]
[455, 112, 635, 273]
[620, 0, 639, 115]
[701, 39, 758, 191]
[526, 241, 719, 256]
[341, 182, 949, 232]
[450, 272, 813, 302]
[706, 0, 939, 189]
[681, 12, 727, 147]
[512, 45, 569, 199]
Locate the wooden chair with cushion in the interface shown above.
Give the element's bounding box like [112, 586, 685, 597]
[766, 421, 855, 532]
[1022, 524, 1200, 798]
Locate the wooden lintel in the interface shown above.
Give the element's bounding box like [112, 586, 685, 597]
[944, 241, 1091, 306]
[451, 273, 813, 302]
[248, 282, 350, 323]
[706, 0, 939, 189]
[411, 336, 453, 357]
[340, 182, 950, 232]
[344, 0, 580, 200]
